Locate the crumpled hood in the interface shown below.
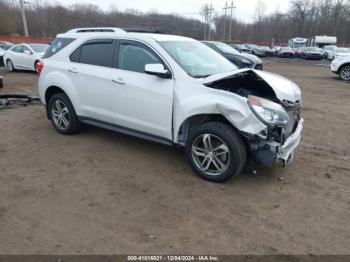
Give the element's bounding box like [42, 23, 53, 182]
[202, 69, 302, 103]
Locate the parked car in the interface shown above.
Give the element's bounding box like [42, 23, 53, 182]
[330, 56, 350, 81]
[230, 44, 250, 54]
[203, 41, 263, 70]
[0, 42, 13, 66]
[260, 46, 274, 57]
[4, 43, 49, 72]
[323, 45, 337, 60]
[294, 47, 305, 58]
[323, 45, 337, 59]
[301, 47, 324, 60]
[244, 44, 266, 57]
[277, 47, 295, 58]
[332, 48, 350, 60]
[38, 27, 303, 182]
[0, 41, 13, 50]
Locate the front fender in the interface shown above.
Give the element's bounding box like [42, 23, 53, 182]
[173, 91, 266, 143]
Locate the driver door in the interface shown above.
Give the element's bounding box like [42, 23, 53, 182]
[110, 40, 174, 141]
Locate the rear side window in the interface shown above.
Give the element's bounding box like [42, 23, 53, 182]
[12, 45, 23, 53]
[43, 38, 75, 58]
[80, 41, 113, 67]
[69, 39, 114, 68]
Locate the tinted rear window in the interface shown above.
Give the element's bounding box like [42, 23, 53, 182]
[43, 38, 75, 58]
[76, 41, 114, 67]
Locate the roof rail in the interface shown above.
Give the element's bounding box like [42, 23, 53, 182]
[66, 27, 126, 34]
[123, 28, 163, 34]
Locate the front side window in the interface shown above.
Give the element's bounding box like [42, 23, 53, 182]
[160, 41, 236, 78]
[22, 45, 31, 53]
[117, 42, 161, 73]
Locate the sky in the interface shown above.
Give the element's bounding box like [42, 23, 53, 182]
[49, 0, 291, 23]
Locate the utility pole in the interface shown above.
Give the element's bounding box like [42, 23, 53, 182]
[222, 2, 228, 41]
[19, 0, 29, 37]
[207, 4, 214, 40]
[227, 1, 236, 41]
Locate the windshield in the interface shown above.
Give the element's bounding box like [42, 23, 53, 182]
[29, 44, 49, 53]
[293, 42, 307, 49]
[281, 47, 293, 52]
[160, 41, 237, 78]
[261, 46, 270, 50]
[212, 42, 240, 55]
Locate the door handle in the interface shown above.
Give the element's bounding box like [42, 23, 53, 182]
[112, 78, 126, 85]
[68, 68, 78, 73]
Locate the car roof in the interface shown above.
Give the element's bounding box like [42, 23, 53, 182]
[58, 27, 195, 43]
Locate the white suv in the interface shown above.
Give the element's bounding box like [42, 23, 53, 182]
[38, 28, 304, 182]
[330, 56, 350, 81]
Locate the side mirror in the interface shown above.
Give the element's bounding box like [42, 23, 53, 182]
[145, 64, 171, 79]
[24, 50, 32, 55]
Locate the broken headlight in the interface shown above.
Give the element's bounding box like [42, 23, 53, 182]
[248, 96, 289, 127]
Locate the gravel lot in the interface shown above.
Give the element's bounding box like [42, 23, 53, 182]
[0, 58, 349, 255]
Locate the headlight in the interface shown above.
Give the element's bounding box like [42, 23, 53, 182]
[248, 96, 289, 127]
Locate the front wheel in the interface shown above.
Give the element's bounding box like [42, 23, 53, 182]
[339, 65, 350, 81]
[185, 122, 247, 183]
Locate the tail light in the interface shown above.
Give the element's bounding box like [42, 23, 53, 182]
[37, 61, 44, 75]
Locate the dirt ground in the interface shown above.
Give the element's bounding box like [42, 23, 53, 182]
[0, 58, 349, 255]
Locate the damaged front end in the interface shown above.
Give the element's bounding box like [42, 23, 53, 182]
[204, 69, 304, 167]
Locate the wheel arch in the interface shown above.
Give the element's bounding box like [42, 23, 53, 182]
[338, 63, 350, 74]
[176, 114, 243, 146]
[45, 86, 67, 119]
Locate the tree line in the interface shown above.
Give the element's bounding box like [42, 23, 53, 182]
[0, 0, 349, 45]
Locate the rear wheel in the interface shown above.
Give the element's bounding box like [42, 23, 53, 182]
[339, 65, 350, 81]
[6, 60, 14, 72]
[185, 122, 247, 183]
[48, 93, 80, 135]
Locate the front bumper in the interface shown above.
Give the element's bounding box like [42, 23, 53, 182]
[277, 118, 304, 165]
[250, 118, 304, 167]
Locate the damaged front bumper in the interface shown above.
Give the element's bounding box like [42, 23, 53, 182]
[250, 118, 304, 167]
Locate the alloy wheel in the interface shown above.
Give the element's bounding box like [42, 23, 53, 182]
[51, 99, 70, 130]
[191, 134, 230, 176]
[340, 67, 350, 81]
[7, 60, 13, 71]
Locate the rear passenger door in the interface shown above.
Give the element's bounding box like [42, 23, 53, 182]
[110, 40, 174, 141]
[68, 39, 115, 122]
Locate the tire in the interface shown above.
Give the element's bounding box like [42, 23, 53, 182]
[48, 93, 81, 135]
[185, 122, 247, 183]
[339, 65, 350, 81]
[6, 60, 14, 72]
